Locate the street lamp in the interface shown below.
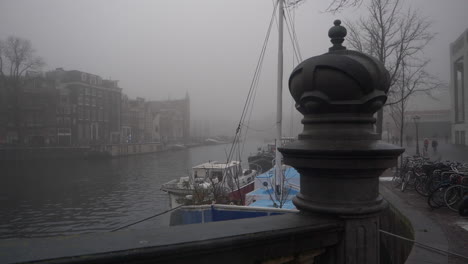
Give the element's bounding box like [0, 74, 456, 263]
[413, 116, 420, 156]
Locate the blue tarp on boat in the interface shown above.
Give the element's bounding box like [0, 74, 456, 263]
[169, 204, 297, 226]
[249, 199, 296, 210]
[245, 166, 300, 209]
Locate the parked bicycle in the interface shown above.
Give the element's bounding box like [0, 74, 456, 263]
[391, 156, 468, 212]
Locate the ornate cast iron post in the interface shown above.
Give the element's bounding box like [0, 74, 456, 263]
[279, 20, 404, 263]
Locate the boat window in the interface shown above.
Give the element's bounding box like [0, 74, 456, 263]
[211, 171, 223, 182]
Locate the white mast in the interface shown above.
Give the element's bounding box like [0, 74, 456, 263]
[275, 0, 284, 198]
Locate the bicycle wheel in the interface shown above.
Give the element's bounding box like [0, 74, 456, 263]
[401, 172, 411, 192]
[427, 175, 442, 193]
[428, 184, 448, 209]
[444, 185, 468, 212]
[415, 175, 430, 197]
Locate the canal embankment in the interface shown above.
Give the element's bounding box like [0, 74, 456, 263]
[0, 141, 229, 161]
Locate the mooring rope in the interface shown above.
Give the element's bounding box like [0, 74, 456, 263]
[379, 229, 468, 261]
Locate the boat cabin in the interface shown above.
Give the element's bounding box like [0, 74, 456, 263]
[192, 161, 242, 184]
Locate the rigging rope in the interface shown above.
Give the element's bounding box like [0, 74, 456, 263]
[225, 0, 279, 168]
[272, 0, 302, 63]
[110, 205, 183, 232]
[284, 5, 302, 61]
[284, 8, 302, 62]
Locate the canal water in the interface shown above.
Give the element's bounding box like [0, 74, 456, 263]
[0, 140, 264, 239]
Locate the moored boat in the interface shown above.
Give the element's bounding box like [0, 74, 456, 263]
[247, 137, 295, 174]
[161, 161, 257, 208]
[247, 144, 275, 174]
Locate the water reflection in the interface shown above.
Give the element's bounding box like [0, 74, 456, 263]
[0, 140, 262, 238]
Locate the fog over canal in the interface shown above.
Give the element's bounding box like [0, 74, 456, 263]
[0, 141, 263, 238]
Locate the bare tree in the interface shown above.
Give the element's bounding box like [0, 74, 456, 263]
[345, 0, 436, 135]
[388, 59, 443, 152]
[326, 0, 362, 13]
[0, 36, 44, 144]
[283, 0, 363, 13]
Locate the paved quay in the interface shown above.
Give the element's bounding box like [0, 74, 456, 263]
[380, 172, 468, 264]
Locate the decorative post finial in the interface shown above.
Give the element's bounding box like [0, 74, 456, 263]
[328, 19, 347, 51]
[283, 19, 401, 214]
[279, 19, 404, 263]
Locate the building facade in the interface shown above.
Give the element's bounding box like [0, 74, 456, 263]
[47, 68, 122, 146]
[403, 110, 451, 141]
[143, 94, 190, 144]
[450, 29, 468, 145]
[121, 96, 146, 143]
[0, 67, 190, 147]
[121, 94, 190, 144]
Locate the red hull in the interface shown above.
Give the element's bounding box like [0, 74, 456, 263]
[228, 181, 255, 205]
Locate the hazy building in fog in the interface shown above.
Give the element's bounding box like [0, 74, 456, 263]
[121, 96, 146, 143]
[144, 93, 190, 143]
[47, 68, 122, 145]
[1, 68, 189, 147]
[450, 29, 468, 145]
[121, 93, 190, 144]
[191, 119, 211, 141]
[0, 71, 58, 146]
[404, 110, 451, 140]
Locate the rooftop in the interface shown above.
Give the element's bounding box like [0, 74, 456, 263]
[192, 161, 240, 170]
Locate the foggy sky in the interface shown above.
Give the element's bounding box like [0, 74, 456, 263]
[1, 0, 467, 135]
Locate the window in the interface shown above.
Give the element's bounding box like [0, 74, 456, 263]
[81, 72, 87, 82]
[454, 58, 464, 123]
